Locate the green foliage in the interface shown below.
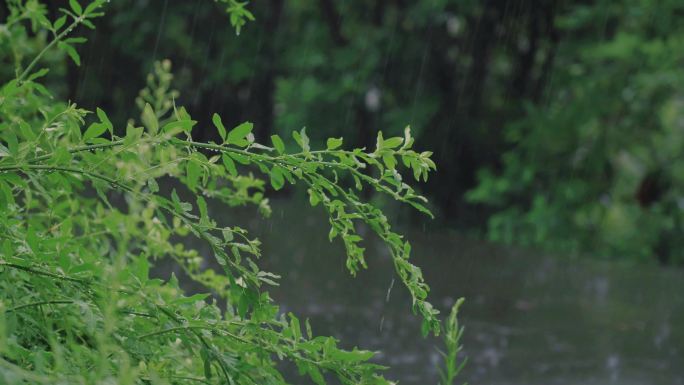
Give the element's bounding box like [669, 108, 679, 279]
[439, 298, 466, 385]
[0, 1, 464, 384]
[30, 0, 682, 265]
[468, 0, 684, 264]
[215, 0, 255, 35]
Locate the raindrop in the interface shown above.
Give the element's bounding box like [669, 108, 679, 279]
[365, 87, 381, 112]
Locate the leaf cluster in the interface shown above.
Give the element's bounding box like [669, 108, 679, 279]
[0, 1, 465, 384]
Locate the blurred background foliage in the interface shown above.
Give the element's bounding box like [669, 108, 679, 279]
[4, 0, 683, 264]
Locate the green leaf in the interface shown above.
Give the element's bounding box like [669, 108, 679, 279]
[173, 293, 210, 305]
[307, 366, 325, 385]
[383, 136, 403, 149]
[147, 178, 159, 193]
[64, 37, 87, 44]
[229, 152, 251, 165]
[162, 119, 196, 133]
[201, 348, 213, 379]
[408, 200, 434, 218]
[375, 131, 384, 152]
[227, 121, 253, 147]
[83, 122, 106, 142]
[124, 124, 143, 146]
[270, 166, 285, 190]
[326, 137, 343, 150]
[410, 158, 422, 181]
[58, 42, 80, 66]
[308, 189, 320, 206]
[69, 0, 83, 15]
[31, 83, 51, 97]
[53, 15, 67, 30]
[327, 348, 374, 362]
[186, 160, 202, 190]
[222, 154, 237, 177]
[85, 0, 106, 14]
[292, 128, 310, 152]
[0, 179, 14, 209]
[305, 319, 313, 340]
[19, 120, 36, 141]
[197, 196, 209, 226]
[402, 125, 414, 149]
[383, 154, 396, 170]
[96, 107, 113, 134]
[141, 103, 159, 135]
[133, 257, 149, 283]
[81, 19, 96, 29]
[271, 134, 285, 154]
[288, 313, 302, 340]
[171, 188, 192, 212]
[212, 113, 227, 142]
[222, 228, 234, 242]
[27, 68, 49, 81]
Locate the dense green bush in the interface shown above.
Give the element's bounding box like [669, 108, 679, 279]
[468, 0, 684, 264]
[50, 0, 684, 264]
[0, 1, 465, 384]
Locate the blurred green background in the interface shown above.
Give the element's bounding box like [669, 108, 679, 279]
[8, 0, 683, 264]
[2, 1, 683, 383]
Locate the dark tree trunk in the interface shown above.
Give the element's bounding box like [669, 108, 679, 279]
[511, 4, 540, 98]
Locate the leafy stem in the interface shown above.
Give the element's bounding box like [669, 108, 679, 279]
[17, 16, 83, 83]
[16, 1, 106, 83]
